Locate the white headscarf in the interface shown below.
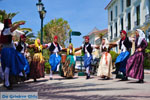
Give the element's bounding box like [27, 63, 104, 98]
[100, 38, 109, 52]
[136, 29, 145, 46]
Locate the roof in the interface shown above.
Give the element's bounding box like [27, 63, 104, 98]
[88, 27, 99, 35]
[93, 29, 108, 35]
[83, 28, 108, 38]
[105, 0, 114, 10]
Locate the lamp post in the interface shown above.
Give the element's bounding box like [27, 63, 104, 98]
[36, 0, 46, 44]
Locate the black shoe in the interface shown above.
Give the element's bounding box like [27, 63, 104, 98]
[86, 75, 90, 80]
[50, 78, 53, 80]
[34, 78, 37, 82]
[137, 80, 144, 83]
[5, 85, 13, 90]
[105, 77, 110, 80]
[120, 77, 128, 81]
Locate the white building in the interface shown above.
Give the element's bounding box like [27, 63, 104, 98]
[87, 27, 108, 45]
[105, 0, 150, 52]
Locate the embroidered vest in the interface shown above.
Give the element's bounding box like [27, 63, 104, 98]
[0, 29, 12, 44]
[49, 43, 61, 52]
[119, 37, 132, 51]
[83, 43, 93, 54]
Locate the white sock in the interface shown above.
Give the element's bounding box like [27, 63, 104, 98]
[86, 67, 90, 76]
[19, 72, 23, 76]
[50, 69, 53, 78]
[4, 67, 10, 87]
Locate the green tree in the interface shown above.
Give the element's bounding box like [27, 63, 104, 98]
[38, 18, 71, 47]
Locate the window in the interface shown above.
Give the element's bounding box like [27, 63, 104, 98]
[126, 0, 131, 7]
[115, 22, 118, 37]
[121, 18, 124, 30]
[121, 0, 124, 12]
[136, 5, 140, 26]
[115, 6, 118, 17]
[127, 12, 131, 30]
[149, 0, 150, 15]
[110, 26, 113, 39]
[111, 11, 113, 21]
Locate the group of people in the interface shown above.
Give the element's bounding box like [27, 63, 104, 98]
[0, 19, 148, 90]
[97, 29, 148, 84]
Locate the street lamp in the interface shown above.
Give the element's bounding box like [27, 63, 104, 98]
[36, 0, 46, 44]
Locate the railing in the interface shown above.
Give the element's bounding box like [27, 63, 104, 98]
[134, 21, 137, 27]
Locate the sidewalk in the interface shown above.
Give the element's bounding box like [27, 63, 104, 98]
[144, 69, 150, 74]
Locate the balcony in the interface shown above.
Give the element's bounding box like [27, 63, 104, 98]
[145, 14, 150, 23]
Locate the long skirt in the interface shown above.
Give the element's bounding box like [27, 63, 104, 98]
[126, 52, 144, 80]
[115, 51, 130, 74]
[30, 53, 45, 79]
[62, 55, 75, 78]
[1, 48, 26, 75]
[49, 54, 61, 72]
[97, 52, 113, 78]
[84, 54, 92, 68]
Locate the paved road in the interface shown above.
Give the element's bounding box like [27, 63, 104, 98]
[0, 73, 150, 100]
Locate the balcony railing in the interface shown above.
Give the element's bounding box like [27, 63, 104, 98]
[145, 14, 150, 22]
[134, 21, 137, 27]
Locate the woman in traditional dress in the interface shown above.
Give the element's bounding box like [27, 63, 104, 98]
[29, 38, 47, 82]
[97, 38, 113, 80]
[0, 19, 25, 90]
[62, 43, 81, 78]
[126, 29, 148, 83]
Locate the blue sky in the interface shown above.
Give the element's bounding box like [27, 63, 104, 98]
[0, 0, 110, 47]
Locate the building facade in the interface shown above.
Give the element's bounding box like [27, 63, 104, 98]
[105, 0, 150, 52]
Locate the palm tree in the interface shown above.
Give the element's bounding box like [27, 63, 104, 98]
[97, 32, 105, 43]
[0, 9, 18, 23]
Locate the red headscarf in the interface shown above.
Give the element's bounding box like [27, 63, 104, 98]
[85, 36, 89, 40]
[54, 35, 58, 40]
[121, 30, 127, 40]
[20, 34, 26, 38]
[4, 19, 12, 25]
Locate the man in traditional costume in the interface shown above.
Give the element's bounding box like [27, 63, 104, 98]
[48, 35, 62, 80]
[110, 30, 132, 81]
[16, 34, 30, 77]
[80, 36, 94, 79]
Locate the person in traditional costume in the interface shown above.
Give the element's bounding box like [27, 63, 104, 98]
[47, 35, 62, 80]
[97, 38, 113, 80]
[29, 38, 47, 82]
[110, 30, 132, 81]
[80, 36, 95, 79]
[126, 29, 148, 83]
[62, 43, 81, 78]
[0, 44, 4, 81]
[16, 34, 30, 78]
[0, 19, 25, 90]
